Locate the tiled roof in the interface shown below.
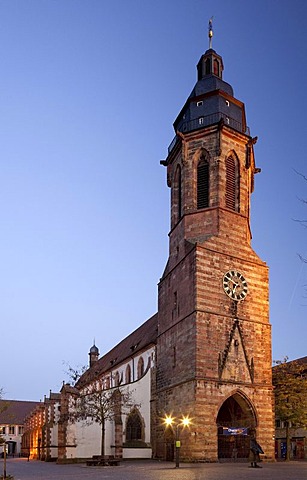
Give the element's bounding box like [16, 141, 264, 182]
[48, 392, 61, 401]
[0, 400, 41, 425]
[61, 384, 79, 395]
[77, 313, 158, 388]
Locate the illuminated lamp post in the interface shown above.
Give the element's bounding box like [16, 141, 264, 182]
[2, 440, 7, 479]
[163, 414, 191, 468]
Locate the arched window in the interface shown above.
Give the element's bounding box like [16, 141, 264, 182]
[205, 58, 211, 75]
[126, 409, 143, 442]
[137, 357, 144, 379]
[213, 59, 220, 76]
[225, 155, 239, 212]
[125, 364, 131, 384]
[197, 157, 209, 209]
[114, 371, 120, 386]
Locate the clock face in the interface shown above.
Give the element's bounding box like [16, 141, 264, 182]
[223, 270, 248, 301]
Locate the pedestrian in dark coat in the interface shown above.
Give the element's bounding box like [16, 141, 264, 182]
[249, 431, 264, 468]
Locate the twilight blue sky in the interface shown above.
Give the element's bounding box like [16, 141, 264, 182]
[1, 0, 306, 401]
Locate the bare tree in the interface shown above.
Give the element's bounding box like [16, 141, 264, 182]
[69, 382, 134, 457]
[0, 389, 8, 442]
[62, 361, 87, 384]
[63, 364, 136, 457]
[0, 389, 9, 478]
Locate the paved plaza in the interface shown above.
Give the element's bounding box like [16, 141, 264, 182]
[1, 458, 307, 480]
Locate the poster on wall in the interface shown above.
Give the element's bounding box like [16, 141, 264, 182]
[221, 427, 249, 436]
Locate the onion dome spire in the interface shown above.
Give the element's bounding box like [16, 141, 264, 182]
[89, 340, 99, 367]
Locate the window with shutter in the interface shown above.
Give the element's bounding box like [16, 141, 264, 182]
[225, 156, 239, 211]
[197, 159, 209, 209]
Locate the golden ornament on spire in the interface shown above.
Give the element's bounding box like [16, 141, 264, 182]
[208, 17, 213, 49]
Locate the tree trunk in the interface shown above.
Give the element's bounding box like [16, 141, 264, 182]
[100, 420, 105, 457]
[285, 421, 291, 461]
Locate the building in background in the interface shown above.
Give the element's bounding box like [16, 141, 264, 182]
[0, 400, 40, 456]
[22, 392, 61, 460]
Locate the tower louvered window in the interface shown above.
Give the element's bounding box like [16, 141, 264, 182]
[225, 156, 239, 211]
[197, 159, 209, 209]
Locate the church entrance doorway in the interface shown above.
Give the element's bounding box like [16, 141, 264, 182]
[216, 393, 256, 460]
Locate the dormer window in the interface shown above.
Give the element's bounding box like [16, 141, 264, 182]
[199, 117, 204, 125]
[197, 101, 203, 107]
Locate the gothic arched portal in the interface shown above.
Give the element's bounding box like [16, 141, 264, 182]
[216, 392, 257, 459]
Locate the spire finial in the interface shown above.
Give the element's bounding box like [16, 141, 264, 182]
[208, 17, 213, 49]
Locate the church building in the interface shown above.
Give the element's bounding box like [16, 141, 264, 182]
[23, 26, 275, 462]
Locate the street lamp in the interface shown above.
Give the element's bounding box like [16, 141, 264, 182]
[2, 440, 7, 479]
[163, 414, 191, 468]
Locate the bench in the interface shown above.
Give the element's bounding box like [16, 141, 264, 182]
[86, 455, 120, 466]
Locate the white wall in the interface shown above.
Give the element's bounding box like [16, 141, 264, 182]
[0, 425, 23, 455]
[50, 423, 58, 459]
[65, 346, 154, 459]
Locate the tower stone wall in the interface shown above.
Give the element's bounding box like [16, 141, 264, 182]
[155, 46, 274, 461]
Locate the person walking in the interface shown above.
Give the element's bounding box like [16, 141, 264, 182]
[249, 429, 264, 468]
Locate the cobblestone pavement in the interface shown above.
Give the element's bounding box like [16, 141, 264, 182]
[1, 458, 307, 480]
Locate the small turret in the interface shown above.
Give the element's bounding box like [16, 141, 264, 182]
[89, 342, 99, 367]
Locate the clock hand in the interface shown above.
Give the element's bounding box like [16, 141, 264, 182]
[228, 278, 239, 291]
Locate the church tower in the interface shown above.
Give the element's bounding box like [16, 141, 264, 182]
[155, 24, 274, 461]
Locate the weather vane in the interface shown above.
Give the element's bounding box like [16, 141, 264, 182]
[208, 17, 213, 49]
